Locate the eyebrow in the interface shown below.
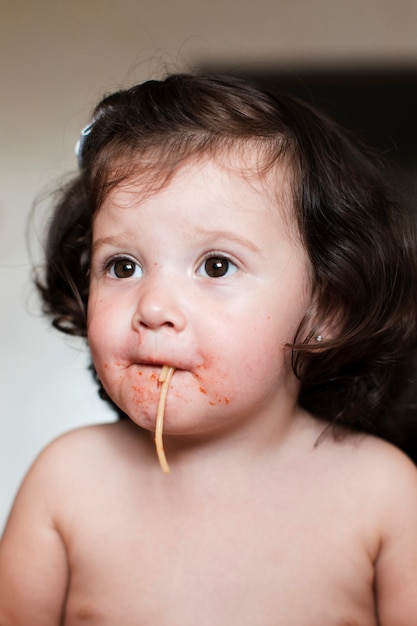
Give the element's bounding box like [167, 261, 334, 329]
[192, 228, 263, 254]
[91, 230, 263, 256]
[91, 235, 132, 256]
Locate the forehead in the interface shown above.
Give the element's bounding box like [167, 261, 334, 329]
[95, 150, 298, 238]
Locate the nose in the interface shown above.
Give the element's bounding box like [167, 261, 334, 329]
[132, 274, 187, 333]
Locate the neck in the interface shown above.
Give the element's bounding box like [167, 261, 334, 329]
[151, 402, 313, 483]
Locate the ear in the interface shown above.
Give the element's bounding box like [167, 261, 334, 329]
[300, 296, 341, 347]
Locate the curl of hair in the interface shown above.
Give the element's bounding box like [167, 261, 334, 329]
[35, 73, 417, 440]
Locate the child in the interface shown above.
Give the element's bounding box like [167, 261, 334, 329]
[1, 73, 417, 625]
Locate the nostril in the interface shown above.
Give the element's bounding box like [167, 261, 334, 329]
[138, 318, 176, 330]
[133, 289, 187, 332]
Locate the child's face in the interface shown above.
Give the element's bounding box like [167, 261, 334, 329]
[88, 156, 312, 439]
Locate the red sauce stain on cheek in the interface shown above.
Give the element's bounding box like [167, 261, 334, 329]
[209, 396, 230, 406]
[130, 384, 155, 415]
[131, 384, 142, 396]
[102, 361, 124, 374]
[130, 369, 160, 407]
[196, 363, 233, 407]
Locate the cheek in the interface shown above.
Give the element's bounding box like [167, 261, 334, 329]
[87, 294, 129, 358]
[215, 303, 303, 390]
[87, 318, 107, 372]
[126, 372, 161, 422]
[194, 335, 281, 409]
[87, 291, 104, 351]
[193, 361, 236, 407]
[87, 315, 128, 400]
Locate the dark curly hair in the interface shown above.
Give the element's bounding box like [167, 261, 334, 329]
[35, 72, 417, 442]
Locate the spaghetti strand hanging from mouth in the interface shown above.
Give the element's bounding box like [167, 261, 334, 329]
[155, 366, 175, 473]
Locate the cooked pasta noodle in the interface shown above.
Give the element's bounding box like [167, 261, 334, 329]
[155, 365, 175, 473]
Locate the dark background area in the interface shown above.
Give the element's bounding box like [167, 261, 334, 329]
[224, 66, 417, 211]
[211, 65, 417, 462]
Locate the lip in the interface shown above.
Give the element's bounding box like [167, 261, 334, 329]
[133, 353, 204, 372]
[138, 359, 180, 369]
[134, 361, 189, 377]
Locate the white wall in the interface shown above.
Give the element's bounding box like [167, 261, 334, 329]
[1, 0, 417, 531]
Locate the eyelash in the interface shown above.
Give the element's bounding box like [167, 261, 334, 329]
[101, 252, 239, 280]
[103, 255, 142, 279]
[197, 252, 238, 278]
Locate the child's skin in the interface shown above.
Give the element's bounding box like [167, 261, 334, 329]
[1, 155, 417, 625]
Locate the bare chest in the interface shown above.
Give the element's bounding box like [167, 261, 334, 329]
[63, 486, 378, 626]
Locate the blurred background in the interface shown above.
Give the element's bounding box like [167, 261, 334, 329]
[1, 0, 417, 532]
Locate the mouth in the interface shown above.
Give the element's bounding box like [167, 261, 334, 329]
[134, 362, 185, 385]
[128, 354, 205, 382]
[139, 360, 178, 372]
[136, 356, 195, 374]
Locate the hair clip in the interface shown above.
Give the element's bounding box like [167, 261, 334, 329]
[75, 120, 95, 167]
[74, 106, 110, 168]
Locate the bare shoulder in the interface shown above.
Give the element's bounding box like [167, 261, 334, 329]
[2, 420, 149, 535]
[341, 431, 417, 493]
[3, 418, 145, 521]
[39, 419, 140, 457]
[0, 423, 131, 625]
[357, 434, 417, 525]
[29, 420, 146, 478]
[315, 426, 417, 534]
[0, 421, 146, 624]
[297, 421, 417, 622]
[311, 417, 415, 471]
[298, 417, 417, 518]
[351, 437, 417, 622]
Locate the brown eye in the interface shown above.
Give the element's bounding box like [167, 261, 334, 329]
[109, 258, 142, 279]
[202, 256, 237, 278]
